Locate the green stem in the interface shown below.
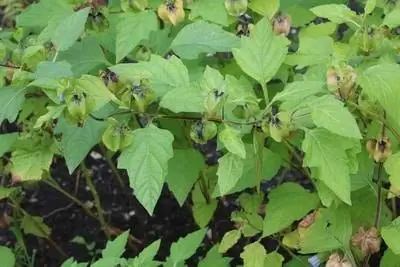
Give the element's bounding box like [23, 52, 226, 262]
[99, 145, 125, 189]
[261, 83, 269, 105]
[81, 163, 110, 239]
[199, 170, 211, 204]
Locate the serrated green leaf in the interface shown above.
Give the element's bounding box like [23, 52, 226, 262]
[302, 129, 354, 204]
[166, 149, 204, 206]
[0, 133, 18, 157]
[310, 4, 358, 25]
[232, 17, 288, 86]
[118, 125, 174, 214]
[382, 8, 400, 28]
[160, 85, 205, 113]
[193, 200, 217, 228]
[219, 229, 241, 253]
[55, 117, 106, 174]
[240, 242, 266, 267]
[380, 249, 400, 267]
[76, 75, 119, 111]
[358, 64, 400, 126]
[145, 55, 191, 97]
[0, 86, 26, 123]
[116, 12, 158, 62]
[32, 61, 73, 80]
[171, 20, 240, 60]
[219, 125, 246, 159]
[264, 252, 284, 267]
[199, 246, 231, 267]
[217, 152, 244, 196]
[307, 95, 361, 139]
[102, 230, 129, 258]
[91, 258, 127, 267]
[58, 37, 109, 77]
[168, 228, 207, 265]
[285, 37, 333, 68]
[350, 150, 374, 191]
[0, 246, 15, 267]
[263, 183, 319, 237]
[131, 240, 161, 267]
[52, 8, 90, 52]
[21, 214, 51, 238]
[382, 217, 400, 254]
[16, 0, 73, 29]
[189, 0, 229, 26]
[249, 0, 279, 18]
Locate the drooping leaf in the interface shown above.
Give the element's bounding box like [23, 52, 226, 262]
[189, 0, 229, 26]
[116, 12, 158, 62]
[217, 152, 244, 196]
[55, 117, 106, 174]
[0, 246, 16, 267]
[302, 129, 354, 204]
[219, 229, 241, 253]
[166, 149, 204, 206]
[167, 228, 207, 265]
[0, 86, 26, 123]
[193, 200, 218, 228]
[382, 217, 400, 255]
[171, 20, 240, 59]
[310, 4, 358, 25]
[118, 125, 174, 214]
[21, 214, 51, 238]
[52, 8, 90, 52]
[263, 183, 319, 237]
[102, 230, 129, 258]
[307, 95, 362, 139]
[219, 125, 246, 159]
[0, 133, 18, 157]
[232, 17, 288, 86]
[240, 242, 266, 267]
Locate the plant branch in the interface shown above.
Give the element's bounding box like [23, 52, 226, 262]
[99, 145, 125, 189]
[81, 163, 110, 239]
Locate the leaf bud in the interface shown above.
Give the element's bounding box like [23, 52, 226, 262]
[190, 120, 218, 144]
[157, 0, 185, 25]
[264, 110, 292, 143]
[327, 65, 357, 100]
[225, 0, 248, 17]
[351, 227, 381, 255]
[102, 118, 133, 152]
[128, 79, 156, 112]
[325, 253, 353, 267]
[204, 88, 226, 117]
[272, 14, 292, 36]
[366, 136, 392, 163]
[133, 45, 152, 61]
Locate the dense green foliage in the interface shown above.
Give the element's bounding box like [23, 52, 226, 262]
[2, 0, 400, 266]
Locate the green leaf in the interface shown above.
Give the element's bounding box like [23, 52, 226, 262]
[0, 246, 15, 267]
[58, 37, 109, 77]
[307, 95, 361, 139]
[160, 85, 205, 113]
[239, 193, 263, 214]
[365, 0, 376, 15]
[34, 105, 65, 129]
[132, 240, 161, 267]
[302, 129, 354, 204]
[264, 252, 284, 267]
[92, 258, 127, 267]
[16, 0, 73, 29]
[219, 125, 246, 159]
[11, 141, 55, 181]
[240, 242, 266, 267]
[76, 75, 119, 111]
[271, 81, 325, 110]
[116, 12, 158, 63]
[21, 214, 51, 238]
[263, 183, 319, 237]
[310, 4, 358, 25]
[0, 133, 18, 157]
[55, 117, 106, 174]
[358, 64, 400, 126]
[118, 125, 174, 214]
[0, 187, 17, 200]
[382, 8, 400, 28]
[217, 153, 244, 196]
[52, 8, 90, 52]
[381, 249, 400, 267]
[102, 230, 129, 258]
[199, 246, 231, 267]
[166, 149, 204, 206]
[285, 37, 333, 68]
[232, 17, 288, 86]
[168, 228, 207, 265]
[171, 20, 240, 60]
[189, 0, 229, 26]
[193, 200, 218, 228]
[219, 229, 241, 253]
[0, 86, 26, 123]
[382, 217, 400, 254]
[33, 61, 73, 80]
[249, 0, 279, 18]
[145, 55, 191, 97]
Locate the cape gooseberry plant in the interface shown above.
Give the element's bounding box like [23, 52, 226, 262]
[3, 0, 400, 266]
